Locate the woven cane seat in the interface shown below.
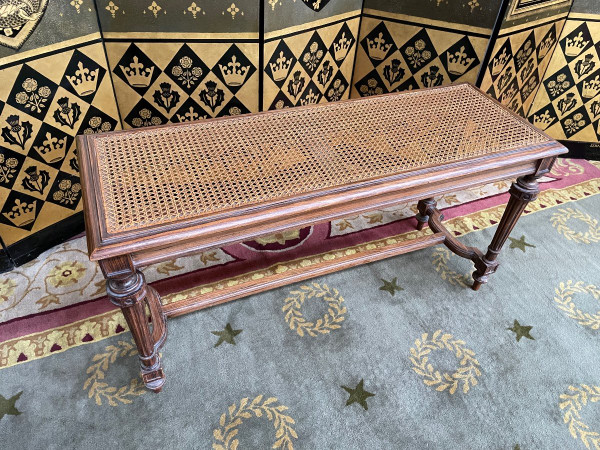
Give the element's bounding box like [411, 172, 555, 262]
[87, 84, 550, 235]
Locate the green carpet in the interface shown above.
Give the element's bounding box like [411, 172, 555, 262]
[1, 193, 599, 449]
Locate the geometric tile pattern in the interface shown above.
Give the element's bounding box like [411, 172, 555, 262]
[263, 18, 359, 110]
[105, 41, 259, 128]
[480, 20, 565, 118]
[0, 42, 120, 246]
[528, 19, 600, 142]
[351, 16, 489, 98]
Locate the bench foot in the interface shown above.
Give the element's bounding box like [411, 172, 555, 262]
[415, 198, 435, 230]
[418, 172, 541, 291]
[100, 256, 167, 392]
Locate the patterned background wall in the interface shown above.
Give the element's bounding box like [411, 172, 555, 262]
[0, 0, 119, 267]
[1, 0, 599, 270]
[351, 0, 502, 98]
[528, 0, 600, 152]
[263, 0, 362, 110]
[97, 0, 260, 126]
[479, 0, 572, 117]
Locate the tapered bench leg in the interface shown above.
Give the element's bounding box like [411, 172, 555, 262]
[99, 256, 167, 392]
[471, 174, 540, 290]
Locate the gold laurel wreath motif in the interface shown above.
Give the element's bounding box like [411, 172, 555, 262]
[283, 283, 346, 337]
[550, 208, 600, 244]
[431, 247, 472, 288]
[559, 384, 600, 449]
[83, 339, 146, 406]
[554, 281, 600, 330]
[212, 395, 297, 450]
[410, 330, 481, 394]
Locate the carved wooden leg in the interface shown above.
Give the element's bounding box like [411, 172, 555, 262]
[471, 174, 540, 291]
[416, 198, 436, 230]
[99, 256, 167, 392]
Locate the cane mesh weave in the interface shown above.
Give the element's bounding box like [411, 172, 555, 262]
[91, 84, 550, 234]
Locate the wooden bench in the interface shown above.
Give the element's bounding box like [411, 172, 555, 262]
[77, 83, 567, 392]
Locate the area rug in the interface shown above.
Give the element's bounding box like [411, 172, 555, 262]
[1, 159, 599, 373]
[1, 159, 599, 448]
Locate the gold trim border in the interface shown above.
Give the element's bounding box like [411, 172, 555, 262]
[102, 31, 259, 40]
[264, 10, 362, 40]
[1, 178, 600, 370]
[361, 8, 493, 36]
[499, 11, 569, 36]
[567, 13, 600, 21]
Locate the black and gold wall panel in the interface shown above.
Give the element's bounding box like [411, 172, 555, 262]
[351, 15, 491, 97]
[96, 0, 260, 127]
[350, 0, 502, 99]
[0, 1, 120, 253]
[263, 2, 362, 110]
[263, 15, 360, 109]
[479, 0, 572, 117]
[480, 20, 566, 116]
[105, 41, 259, 126]
[528, 4, 600, 144]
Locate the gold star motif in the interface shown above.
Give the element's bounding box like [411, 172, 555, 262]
[341, 379, 375, 410]
[507, 320, 534, 342]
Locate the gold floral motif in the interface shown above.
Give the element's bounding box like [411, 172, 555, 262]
[212, 395, 297, 449]
[47, 261, 86, 288]
[70, 0, 83, 13]
[554, 281, 600, 330]
[223, 3, 243, 19]
[147, 1, 162, 17]
[410, 330, 481, 394]
[559, 384, 600, 449]
[83, 339, 146, 406]
[186, 2, 204, 18]
[551, 158, 585, 177]
[106, 1, 119, 17]
[551, 208, 600, 244]
[255, 229, 300, 246]
[0, 278, 17, 303]
[154, 259, 184, 275]
[283, 283, 346, 337]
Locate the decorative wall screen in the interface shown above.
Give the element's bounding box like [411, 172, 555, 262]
[0, 0, 595, 270]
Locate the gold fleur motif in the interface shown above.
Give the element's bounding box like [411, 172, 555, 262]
[70, 0, 83, 13]
[186, 2, 204, 18]
[106, 1, 119, 17]
[467, 0, 480, 11]
[223, 3, 243, 19]
[268, 0, 282, 10]
[147, 1, 162, 17]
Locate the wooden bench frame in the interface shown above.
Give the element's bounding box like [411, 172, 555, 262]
[77, 88, 567, 393]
